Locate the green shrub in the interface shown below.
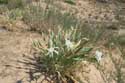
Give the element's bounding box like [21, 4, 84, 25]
[33, 28, 96, 82]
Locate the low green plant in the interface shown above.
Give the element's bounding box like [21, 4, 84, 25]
[33, 28, 96, 82]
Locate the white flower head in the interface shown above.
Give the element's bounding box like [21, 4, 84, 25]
[95, 50, 103, 62]
[65, 38, 74, 50]
[65, 38, 81, 50]
[47, 47, 58, 58]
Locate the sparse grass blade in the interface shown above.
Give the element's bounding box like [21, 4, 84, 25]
[64, 0, 76, 5]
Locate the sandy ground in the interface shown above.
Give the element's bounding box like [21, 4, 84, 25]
[0, 30, 43, 83]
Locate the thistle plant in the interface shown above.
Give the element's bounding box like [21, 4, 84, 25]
[33, 28, 96, 82]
